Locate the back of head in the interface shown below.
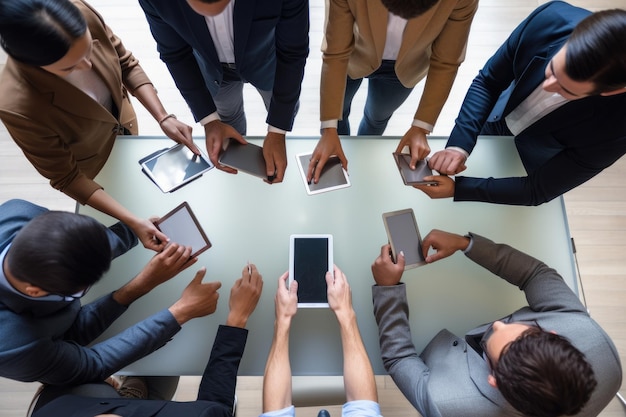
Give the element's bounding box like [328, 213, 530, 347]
[566, 8, 626, 94]
[494, 329, 597, 417]
[0, 0, 86, 66]
[7, 211, 111, 295]
[380, 0, 439, 19]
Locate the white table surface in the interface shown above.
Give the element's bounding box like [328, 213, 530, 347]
[79, 136, 576, 376]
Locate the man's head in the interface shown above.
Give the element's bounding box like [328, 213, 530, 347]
[380, 0, 439, 20]
[186, 0, 231, 17]
[483, 321, 597, 417]
[543, 8, 626, 99]
[5, 211, 111, 297]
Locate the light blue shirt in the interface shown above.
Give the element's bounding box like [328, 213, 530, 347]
[259, 400, 383, 417]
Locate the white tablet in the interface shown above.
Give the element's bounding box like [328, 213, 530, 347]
[155, 202, 211, 258]
[296, 153, 350, 195]
[392, 152, 438, 186]
[288, 234, 333, 308]
[140, 144, 213, 193]
[218, 139, 269, 180]
[382, 208, 426, 269]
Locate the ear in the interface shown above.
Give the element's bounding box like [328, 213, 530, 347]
[488, 374, 498, 388]
[600, 87, 626, 97]
[24, 285, 50, 298]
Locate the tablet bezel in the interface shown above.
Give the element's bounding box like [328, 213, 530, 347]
[140, 144, 213, 193]
[288, 234, 333, 308]
[155, 201, 212, 258]
[382, 208, 426, 270]
[295, 152, 351, 195]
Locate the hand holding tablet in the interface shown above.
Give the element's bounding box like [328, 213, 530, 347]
[155, 202, 212, 258]
[296, 153, 350, 195]
[288, 234, 333, 308]
[382, 208, 426, 269]
[392, 152, 438, 186]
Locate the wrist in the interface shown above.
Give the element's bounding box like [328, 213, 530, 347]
[226, 311, 248, 328]
[168, 302, 192, 326]
[158, 113, 177, 125]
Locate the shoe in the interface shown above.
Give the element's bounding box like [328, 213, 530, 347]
[317, 410, 331, 417]
[117, 376, 148, 399]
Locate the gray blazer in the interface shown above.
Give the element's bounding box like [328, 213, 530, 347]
[372, 233, 621, 417]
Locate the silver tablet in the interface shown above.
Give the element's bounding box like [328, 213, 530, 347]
[140, 144, 213, 193]
[296, 153, 350, 195]
[218, 139, 268, 179]
[392, 152, 438, 186]
[288, 234, 333, 308]
[382, 208, 425, 269]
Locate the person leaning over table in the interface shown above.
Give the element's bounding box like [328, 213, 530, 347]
[260, 266, 382, 417]
[0, 198, 224, 389]
[27, 262, 263, 417]
[137, 0, 309, 183]
[414, 2, 626, 206]
[308, 0, 477, 185]
[371, 229, 621, 417]
[0, 0, 201, 251]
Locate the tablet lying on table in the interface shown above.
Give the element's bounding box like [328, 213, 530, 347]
[140, 144, 213, 193]
[218, 139, 268, 180]
[382, 208, 426, 269]
[288, 234, 333, 308]
[155, 202, 211, 258]
[296, 153, 350, 195]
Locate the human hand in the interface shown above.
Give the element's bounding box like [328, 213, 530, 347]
[395, 126, 431, 169]
[159, 116, 201, 155]
[326, 265, 354, 321]
[131, 218, 169, 252]
[226, 263, 264, 328]
[412, 175, 455, 199]
[307, 128, 348, 184]
[138, 243, 197, 291]
[204, 120, 246, 173]
[421, 229, 470, 263]
[274, 272, 298, 323]
[169, 267, 222, 325]
[371, 244, 405, 286]
[428, 149, 467, 175]
[262, 132, 287, 183]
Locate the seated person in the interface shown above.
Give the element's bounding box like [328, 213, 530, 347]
[0, 199, 222, 386]
[416, 2, 626, 206]
[260, 266, 382, 417]
[371, 229, 621, 416]
[29, 264, 263, 416]
[0, 0, 200, 251]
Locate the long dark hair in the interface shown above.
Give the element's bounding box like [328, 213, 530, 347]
[0, 0, 86, 66]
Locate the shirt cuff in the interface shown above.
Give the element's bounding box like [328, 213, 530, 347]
[268, 125, 287, 135]
[445, 146, 470, 159]
[462, 234, 474, 254]
[199, 112, 221, 126]
[321, 120, 339, 130]
[411, 119, 433, 133]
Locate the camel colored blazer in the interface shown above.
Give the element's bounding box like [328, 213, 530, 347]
[0, 0, 151, 203]
[320, 0, 478, 125]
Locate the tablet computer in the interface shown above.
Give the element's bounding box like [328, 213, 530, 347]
[392, 152, 438, 186]
[139, 144, 213, 193]
[382, 208, 425, 269]
[296, 153, 350, 195]
[155, 202, 211, 258]
[218, 139, 268, 179]
[288, 234, 333, 308]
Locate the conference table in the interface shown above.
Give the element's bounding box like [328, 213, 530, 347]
[79, 136, 577, 377]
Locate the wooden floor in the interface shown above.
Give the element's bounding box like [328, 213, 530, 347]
[1, 0, 625, 416]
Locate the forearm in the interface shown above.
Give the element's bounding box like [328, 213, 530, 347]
[131, 84, 172, 124]
[262, 319, 293, 412]
[85, 189, 141, 229]
[64, 294, 127, 344]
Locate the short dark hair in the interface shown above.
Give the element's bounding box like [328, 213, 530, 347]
[6, 211, 111, 295]
[494, 328, 597, 417]
[380, 0, 439, 19]
[565, 8, 626, 94]
[0, 0, 86, 66]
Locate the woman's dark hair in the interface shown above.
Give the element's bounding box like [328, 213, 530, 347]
[566, 9, 626, 94]
[380, 0, 439, 19]
[0, 0, 86, 66]
[494, 328, 597, 417]
[7, 211, 111, 295]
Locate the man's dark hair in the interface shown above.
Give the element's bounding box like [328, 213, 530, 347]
[7, 211, 111, 295]
[494, 328, 597, 417]
[0, 0, 86, 66]
[566, 8, 626, 94]
[380, 0, 439, 20]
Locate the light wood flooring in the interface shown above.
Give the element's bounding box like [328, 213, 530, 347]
[1, 1, 626, 416]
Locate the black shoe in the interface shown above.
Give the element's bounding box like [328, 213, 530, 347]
[317, 410, 331, 417]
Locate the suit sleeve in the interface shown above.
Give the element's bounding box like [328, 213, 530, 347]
[196, 325, 248, 409]
[371, 284, 442, 417]
[267, 0, 309, 130]
[464, 233, 587, 314]
[138, 0, 217, 122]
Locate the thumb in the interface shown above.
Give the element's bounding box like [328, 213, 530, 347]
[190, 267, 207, 285]
[289, 279, 298, 295]
[396, 251, 407, 269]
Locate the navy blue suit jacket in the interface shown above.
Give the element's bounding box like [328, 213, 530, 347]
[32, 325, 247, 417]
[138, 0, 309, 131]
[447, 1, 626, 205]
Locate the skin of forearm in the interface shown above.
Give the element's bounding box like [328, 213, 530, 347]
[262, 318, 293, 412]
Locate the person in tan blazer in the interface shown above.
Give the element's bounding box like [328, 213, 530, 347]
[308, 0, 477, 183]
[0, 0, 199, 251]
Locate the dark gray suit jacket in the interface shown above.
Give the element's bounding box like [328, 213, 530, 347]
[373, 233, 621, 417]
